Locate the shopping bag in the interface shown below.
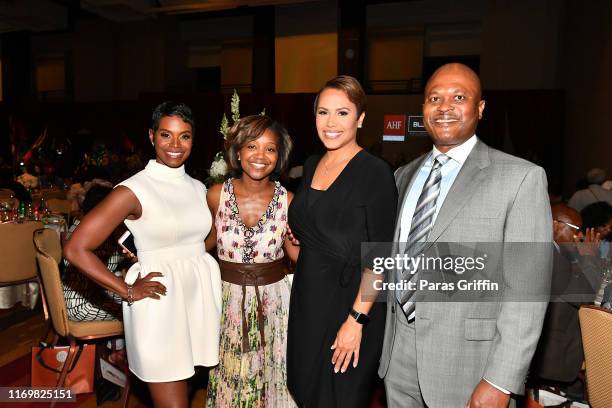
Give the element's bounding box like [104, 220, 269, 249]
[527, 388, 590, 408]
[31, 343, 95, 394]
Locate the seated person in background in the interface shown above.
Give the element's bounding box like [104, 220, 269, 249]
[581, 201, 612, 260]
[38, 163, 65, 189]
[601, 283, 612, 310]
[67, 167, 113, 214]
[63, 185, 128, 321]
[530, 204, 602, 399]
[568, 168, 612, 211]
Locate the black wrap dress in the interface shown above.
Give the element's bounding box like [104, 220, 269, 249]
[287, 150, 398, 407]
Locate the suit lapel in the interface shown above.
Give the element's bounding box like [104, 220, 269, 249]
[427, 139, 491, 244]
[393, 154, 429, 242]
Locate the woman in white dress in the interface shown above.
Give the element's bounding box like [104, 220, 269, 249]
[64, 102, 222, 407]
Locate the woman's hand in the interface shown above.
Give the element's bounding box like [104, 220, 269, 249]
[331, 317, 363, 373]
[131, 272, 167, 301]
[286, 225, 300, 246]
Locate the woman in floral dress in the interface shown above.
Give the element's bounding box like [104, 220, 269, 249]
[206, 115, 299, 407]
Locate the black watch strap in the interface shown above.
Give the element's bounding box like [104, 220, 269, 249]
[349, 308, 370, 325]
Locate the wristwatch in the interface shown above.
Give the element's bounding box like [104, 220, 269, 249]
[349, 308, 370, 325]
[126, 284, 134, 306]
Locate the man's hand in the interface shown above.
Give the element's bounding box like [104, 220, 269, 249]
[574, 227, 601, 257]
[466, 379, 510, 408]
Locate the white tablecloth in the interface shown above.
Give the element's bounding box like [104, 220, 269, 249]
[0, 219, 65, 309]
[0, 283, 39, 309]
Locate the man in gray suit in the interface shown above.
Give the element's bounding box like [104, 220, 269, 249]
[378, 63, 553, 407]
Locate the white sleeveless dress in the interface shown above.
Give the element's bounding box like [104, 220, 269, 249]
[117, 160, 222, 382]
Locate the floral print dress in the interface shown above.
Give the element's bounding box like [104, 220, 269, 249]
[207, 179, 296, 408]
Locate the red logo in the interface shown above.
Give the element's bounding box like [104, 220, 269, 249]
[383, 115, 406, 141]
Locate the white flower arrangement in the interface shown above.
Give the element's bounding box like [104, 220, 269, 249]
[209, 152, 229, 178]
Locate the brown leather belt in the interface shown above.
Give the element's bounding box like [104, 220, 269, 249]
[218, 258, 287, 352]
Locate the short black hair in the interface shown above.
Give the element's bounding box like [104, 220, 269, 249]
[581, 202, 612, 229]
[151, 102, 195, 134]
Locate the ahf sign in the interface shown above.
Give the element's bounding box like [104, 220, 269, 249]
[383, 115, 406, 142]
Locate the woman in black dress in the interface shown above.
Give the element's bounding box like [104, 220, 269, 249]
[287, 76, 397, 407]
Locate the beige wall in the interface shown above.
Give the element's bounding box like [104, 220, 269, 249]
[560, 0, 612, 193]
[71, 18, 117, 101]
[275, 0, 338, 93]
[480, 0, 563, 90]
[32, 16, 193, 101]
[425, 23, 482, 57]
[275, 32, 337, 93]
[115, 19, 166, 100]
[221, 40, 253, 92]
[367, 30, 423, 90]
[35, 58, 64, 91]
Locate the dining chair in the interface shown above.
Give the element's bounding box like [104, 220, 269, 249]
[45, 198, 72, 225]
[578, 305, 612, 408]
[0, 221, 44, 286]
[33, 228, 130, 408]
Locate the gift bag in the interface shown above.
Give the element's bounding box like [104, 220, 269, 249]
[31, 343, 95, 394]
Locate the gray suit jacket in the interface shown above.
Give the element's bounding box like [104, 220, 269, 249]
[378, 139, 553, 407]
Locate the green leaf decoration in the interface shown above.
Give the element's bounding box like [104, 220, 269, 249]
[219, 114, 229, 140]
[230, 89, 240, 124]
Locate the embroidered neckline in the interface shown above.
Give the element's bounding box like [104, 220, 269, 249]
[227, 179, 280, 231]
[226, 179, 280, 263]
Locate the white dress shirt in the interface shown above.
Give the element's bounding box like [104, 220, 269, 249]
[398, 134, 478, 244]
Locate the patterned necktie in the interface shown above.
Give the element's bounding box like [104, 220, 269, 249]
[396, 154, 450, 315]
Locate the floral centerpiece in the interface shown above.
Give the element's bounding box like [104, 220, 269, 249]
[16, 172, 38, 189]
[204, 90, 265, 186]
